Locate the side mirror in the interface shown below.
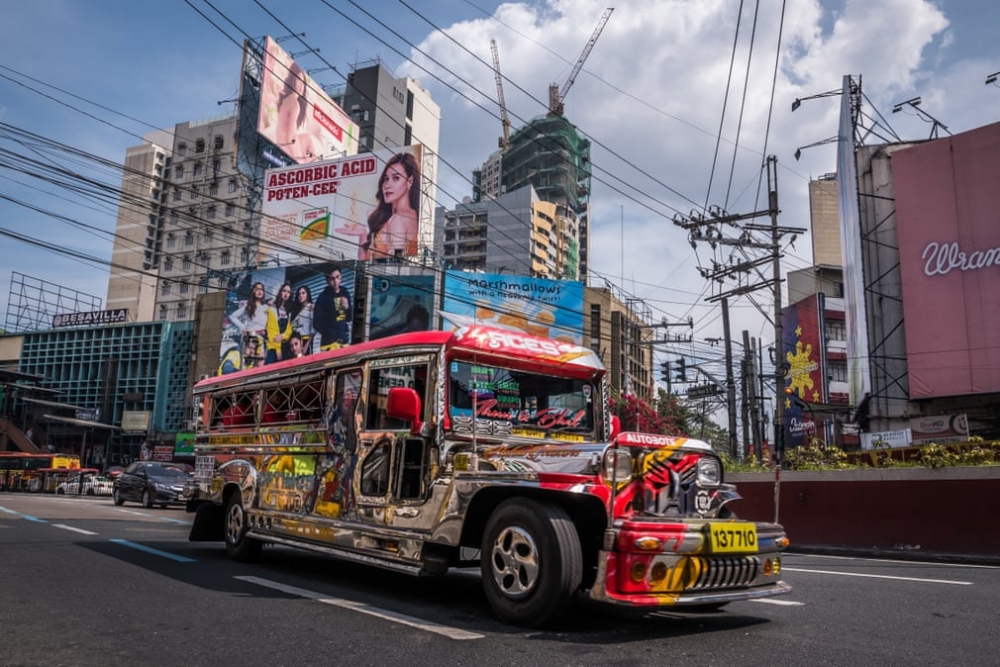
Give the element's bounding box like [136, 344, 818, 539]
[609, 414, 622, 442]
[386, 387, 424, 435]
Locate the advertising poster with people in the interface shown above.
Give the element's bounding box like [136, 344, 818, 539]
[260, 144, 424, 266]
[217, 262, 356, 375]
[366, 274, 437, 341]
[781, 295, 825, 448]
[257, 36, 359, 164]
[440, 271, 584, 344]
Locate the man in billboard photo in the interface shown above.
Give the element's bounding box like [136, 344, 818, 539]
[314, 267, 352, 350]
[360, 152, 420, 260]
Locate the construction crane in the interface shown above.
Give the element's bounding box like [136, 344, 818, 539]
[490, 39, 511, 150]
[548, 7, 614, 117]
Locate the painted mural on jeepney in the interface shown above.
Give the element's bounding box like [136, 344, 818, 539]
[480, 443, 604, 474]
[612, 440, 721, 519]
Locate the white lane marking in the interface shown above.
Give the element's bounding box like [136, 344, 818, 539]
[112, 508, 153, 517]
[109, 538, 197, 562]
[787, 553, 999, 570]
[158, 516, 193, 525]
[236, 575, 484, 640]
[52, 524, 98, 535]
[752, 598, 805, 606]
[0, 506, 45, 522]
[784, 567, 971, 585]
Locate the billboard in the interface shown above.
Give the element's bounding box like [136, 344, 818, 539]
[366, 274, 437, 340]
[782, 295, 825, 448]
[258, 36, 358, 163]
[260, 145, 424, 265]
[836, 75, 870, 405]
[217, 262, 357, 375]
[894, 122, 1000, 398]
[440, 272, 584, 344]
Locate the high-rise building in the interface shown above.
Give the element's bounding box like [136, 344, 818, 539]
[107, 115, 253, 324]
[808, 173, 842, 267]
[472, 114, 591, 281]
[434, 184, 579, 279]
[105, 130, 173, 321]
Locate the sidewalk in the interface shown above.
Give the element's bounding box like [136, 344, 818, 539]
[788, 544, 1000, 567]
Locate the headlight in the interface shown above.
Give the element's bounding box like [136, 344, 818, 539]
[603, 448, 633, 484]
[697, 457, 721, 486]
[155, 483, 170, 492]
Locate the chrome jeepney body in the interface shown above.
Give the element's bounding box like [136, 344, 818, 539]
[187, 325, 790, 626]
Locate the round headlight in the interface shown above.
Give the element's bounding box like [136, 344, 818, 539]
[603, 448, 633, 484]
[697, 457, 721, 486]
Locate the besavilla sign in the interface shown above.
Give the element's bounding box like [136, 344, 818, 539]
[53, 309, 128, 328]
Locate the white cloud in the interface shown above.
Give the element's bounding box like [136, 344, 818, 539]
[399, 0, 966, 351]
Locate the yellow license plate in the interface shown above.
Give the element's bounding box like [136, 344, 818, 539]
[708, 523, 758, 553]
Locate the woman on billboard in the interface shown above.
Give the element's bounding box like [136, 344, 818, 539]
[272, 61, 320, 163]
[360, 152, 420, 260]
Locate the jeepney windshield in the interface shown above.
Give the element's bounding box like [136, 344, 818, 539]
[447, 360, 596, 441]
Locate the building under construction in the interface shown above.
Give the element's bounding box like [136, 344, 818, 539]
[472, 115, 592, 281]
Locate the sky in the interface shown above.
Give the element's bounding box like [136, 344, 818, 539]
[1, 0, 998, 387]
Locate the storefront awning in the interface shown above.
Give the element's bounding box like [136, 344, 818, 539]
[42, 414, 120, 431]
[23, 397, 91, 411]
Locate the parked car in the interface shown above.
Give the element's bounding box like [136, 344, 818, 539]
[56, 473, 114, 496]
[112, 461, 192, 508]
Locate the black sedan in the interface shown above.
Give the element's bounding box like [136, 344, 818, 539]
[112, 461, 191, 509]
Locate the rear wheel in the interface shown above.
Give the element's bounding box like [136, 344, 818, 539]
[480, 498, 582, 628]
[225, 490, 262, 562]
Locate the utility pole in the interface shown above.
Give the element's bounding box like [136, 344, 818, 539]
[673, 156, 804, 462]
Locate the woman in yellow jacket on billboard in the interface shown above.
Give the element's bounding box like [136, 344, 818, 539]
[265, 283, 294, 364]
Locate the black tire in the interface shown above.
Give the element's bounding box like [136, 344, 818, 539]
[112, 487, 125, 506]
[225, 490, 262, 562]
[56, 488, 65, 495]
[480, 498, 582, 628]
[142, 489, 153, 509]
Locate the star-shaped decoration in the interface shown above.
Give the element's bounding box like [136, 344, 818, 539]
[795, 325, 803, 337]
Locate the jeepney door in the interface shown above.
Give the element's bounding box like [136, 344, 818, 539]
[354, 358, 437, 518]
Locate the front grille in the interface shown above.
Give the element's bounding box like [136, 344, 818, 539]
[690, 556, 760, 589]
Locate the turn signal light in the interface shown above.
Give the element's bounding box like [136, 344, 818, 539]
[763, 558, 773, 576]
[634, 536, 663, 551]
[630, 561, 647, 582]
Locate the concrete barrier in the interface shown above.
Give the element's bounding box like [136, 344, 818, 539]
[728, 466, 1000, 561]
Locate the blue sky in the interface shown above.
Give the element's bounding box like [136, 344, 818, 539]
[2, 0, 998, 364]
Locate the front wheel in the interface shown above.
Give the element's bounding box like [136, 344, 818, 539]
[112, 487, 125, 506]
[225, 490, 262, 562]
[142, 490, 153, 509]
[480, 498, 582, 628]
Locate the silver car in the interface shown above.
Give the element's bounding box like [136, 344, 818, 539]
[112, 461, 191, 508]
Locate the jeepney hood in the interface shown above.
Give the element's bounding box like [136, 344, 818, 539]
[475, 431, 735, 519]
[477, 431, 717, 474]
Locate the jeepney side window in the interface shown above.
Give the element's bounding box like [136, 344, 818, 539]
[329, 369, 362, 453]
[261, 378, 325, 426]
[365, 363, 429, 431]
[212, 391, 255, 428]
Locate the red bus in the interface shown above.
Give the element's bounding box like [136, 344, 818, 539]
[0, 453, 81, 492]
[186, 325, 790, 627]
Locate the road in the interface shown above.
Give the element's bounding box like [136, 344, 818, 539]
[1, 493, 996, 666]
